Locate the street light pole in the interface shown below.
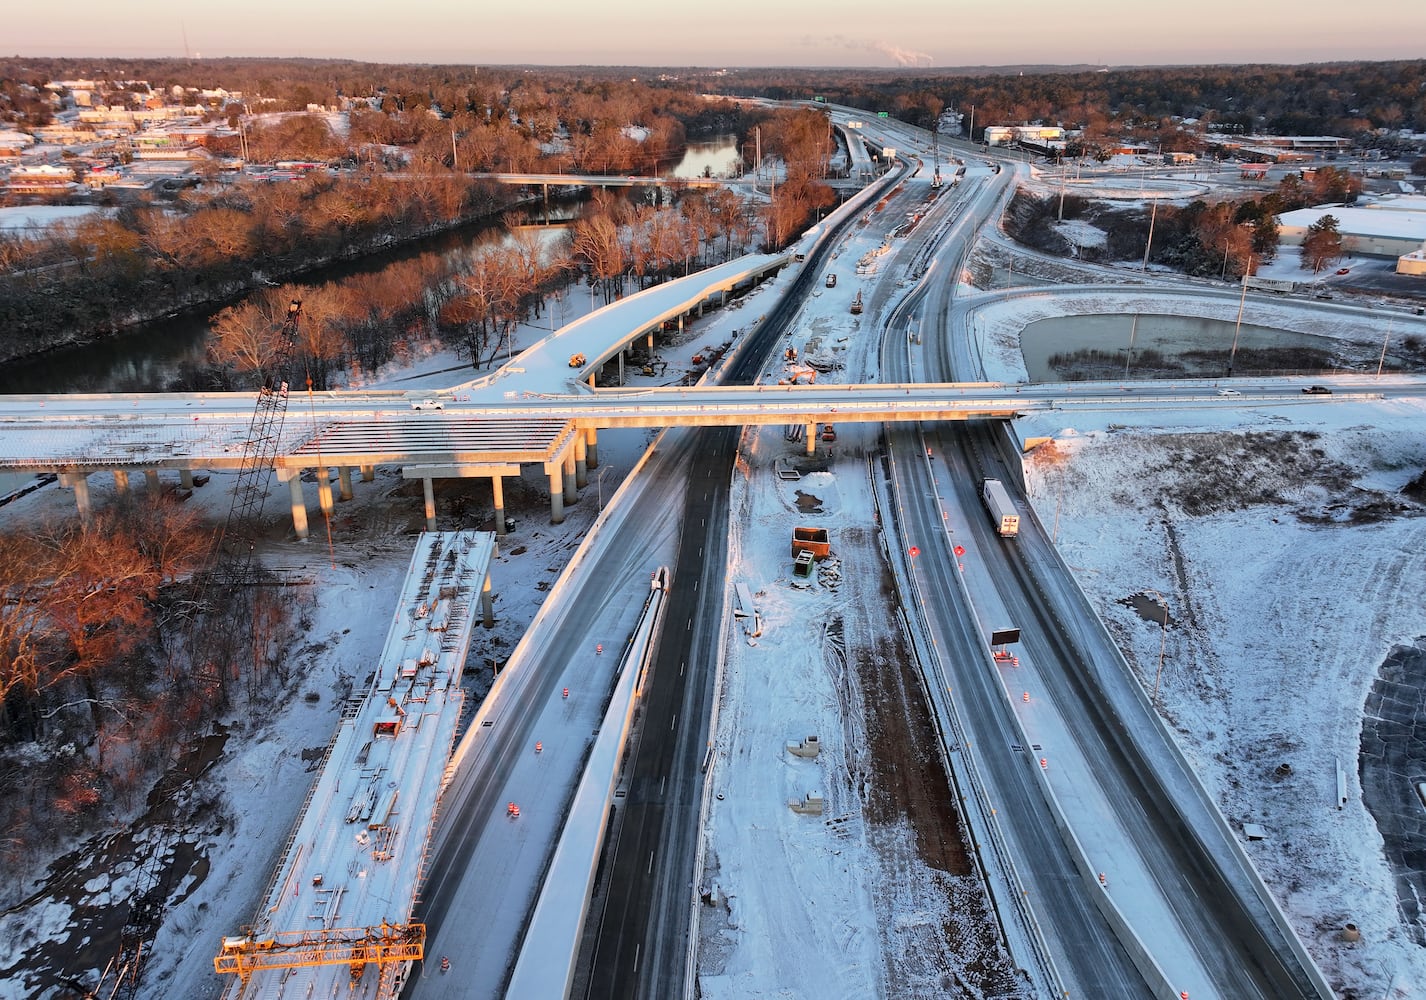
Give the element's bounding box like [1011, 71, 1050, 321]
[1378, 318, 1394, 378]
[1146, 589, 1170, 708]
[1228, 255, 1252, 375]
[1141, 197, 1158, 272]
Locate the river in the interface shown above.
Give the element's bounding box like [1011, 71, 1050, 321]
[1, 137, 741, 396]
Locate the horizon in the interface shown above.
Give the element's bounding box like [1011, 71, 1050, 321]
[7, 0, 1425, 70]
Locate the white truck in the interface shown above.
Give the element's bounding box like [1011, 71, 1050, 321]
[981, 479, 1020, 537]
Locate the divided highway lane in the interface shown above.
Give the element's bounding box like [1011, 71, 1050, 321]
[881, 185, 1152, 994]
[939, 421, 1328, 998]
[902, 169, 1328, 996]
[406, 453, 687, 1000]
[581, 425, 735, 1000]
[890, 425, 1150, 996]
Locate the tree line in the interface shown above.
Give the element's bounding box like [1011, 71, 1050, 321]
[711, 61, 1426, 148]
[1005, 165, 1366, 280]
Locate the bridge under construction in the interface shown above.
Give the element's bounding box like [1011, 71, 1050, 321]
[214, 531, 496, 999]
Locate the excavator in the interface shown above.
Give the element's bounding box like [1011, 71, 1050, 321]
[777, 366, 818, 385]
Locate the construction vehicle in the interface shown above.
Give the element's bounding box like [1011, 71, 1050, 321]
[792, 550, 816, 578]
[850, 290, 863, 315]
[791, 526, 831, 560]
[568, 353, 587, 368]
[981, 479, 1020, 537]
[787, 735, 822, 758]
[778, 366, 818, 385]
[821, 424, 837, 442]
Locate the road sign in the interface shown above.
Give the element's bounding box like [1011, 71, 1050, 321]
[953, 544, 965, 557]
[990, 627, 1020, 645]
[908, 546, 920, 557]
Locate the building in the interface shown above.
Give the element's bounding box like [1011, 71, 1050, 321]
[1398, 247, 1426, 276]
[5, 163, 77, 194]
[983, 125, 1065, 146]
[1277, 203, 1426, 262]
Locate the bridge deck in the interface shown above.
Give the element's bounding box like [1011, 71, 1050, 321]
[219, 531, 494, 1000]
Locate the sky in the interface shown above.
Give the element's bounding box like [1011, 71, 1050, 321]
[6, 0, 1426, 68]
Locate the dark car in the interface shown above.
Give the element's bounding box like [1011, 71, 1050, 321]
[1302, 385, 1332, 395]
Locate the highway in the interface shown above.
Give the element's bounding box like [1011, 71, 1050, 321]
[887, 149, 1330, 996]
[880, 162, 1153, 996]
[397, 113, 1334, 999]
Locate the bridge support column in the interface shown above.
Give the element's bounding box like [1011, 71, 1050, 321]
[179, 469, 194, 489]
[491, 475, 507, 537]
[617, 351, 625, 386]
[585, 427, 599, 469]
[112, 469, 130, 495]
[361, 464, 375, 483]
[337, 466, 353, 501]
[422, 476, 437, 531]
[562, 452, 577, 506]
[546, 466, 565, 525]
[59, 472, 92, 526]
[806, 422, 818, 456]
[646, 330, 655, 351]
[144, 469, 161, 494]
[589, 372, 596, 390]
[280, 469, 310, 540]
[481, 571, 494, 628]
[574, 434, 588, 488]
[316, 469, 334, 521]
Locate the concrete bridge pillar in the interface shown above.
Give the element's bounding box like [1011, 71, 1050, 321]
[546, 466, 565, 525]
[144, 469, 161, 494]
[574, 434, 588, 489]
[491, 474, 508, 537]
[316, 469, 334, 520]
[361, 464, 375, 483]
[179, 469, 194, 490]
[585, 427, 599, 469]
[422, 475, 437, 531]
[112, 469, 130, 495]
[280, 469, 310, 540]
[562, 452, 577, 506]
[481, 571, 494, 628]
[337, 466, 354, 502]
[806, 422, 818, 456]
[59, 472, 92, 526]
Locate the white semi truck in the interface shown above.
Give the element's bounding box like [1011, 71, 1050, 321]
[981, 479, 1020, 537]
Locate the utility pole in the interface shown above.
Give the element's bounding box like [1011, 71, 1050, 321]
[1378, 318, 1394, 378]
[1141, 197, 1158, 272]
[1229, 255, 1252, 374]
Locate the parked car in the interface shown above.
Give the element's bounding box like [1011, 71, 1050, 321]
[411, 398, 444, 410]
[1302, 385, 1332, 395]
[825, 273, 837, 288]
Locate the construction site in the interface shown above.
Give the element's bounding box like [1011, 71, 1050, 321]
[212, 531, 497, 1000]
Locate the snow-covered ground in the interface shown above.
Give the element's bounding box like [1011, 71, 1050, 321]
[4, 172, 1426, 999]
[0, 205, 108, 231]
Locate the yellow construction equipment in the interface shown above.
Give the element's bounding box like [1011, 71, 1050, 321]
[214, 923, 424, 984]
